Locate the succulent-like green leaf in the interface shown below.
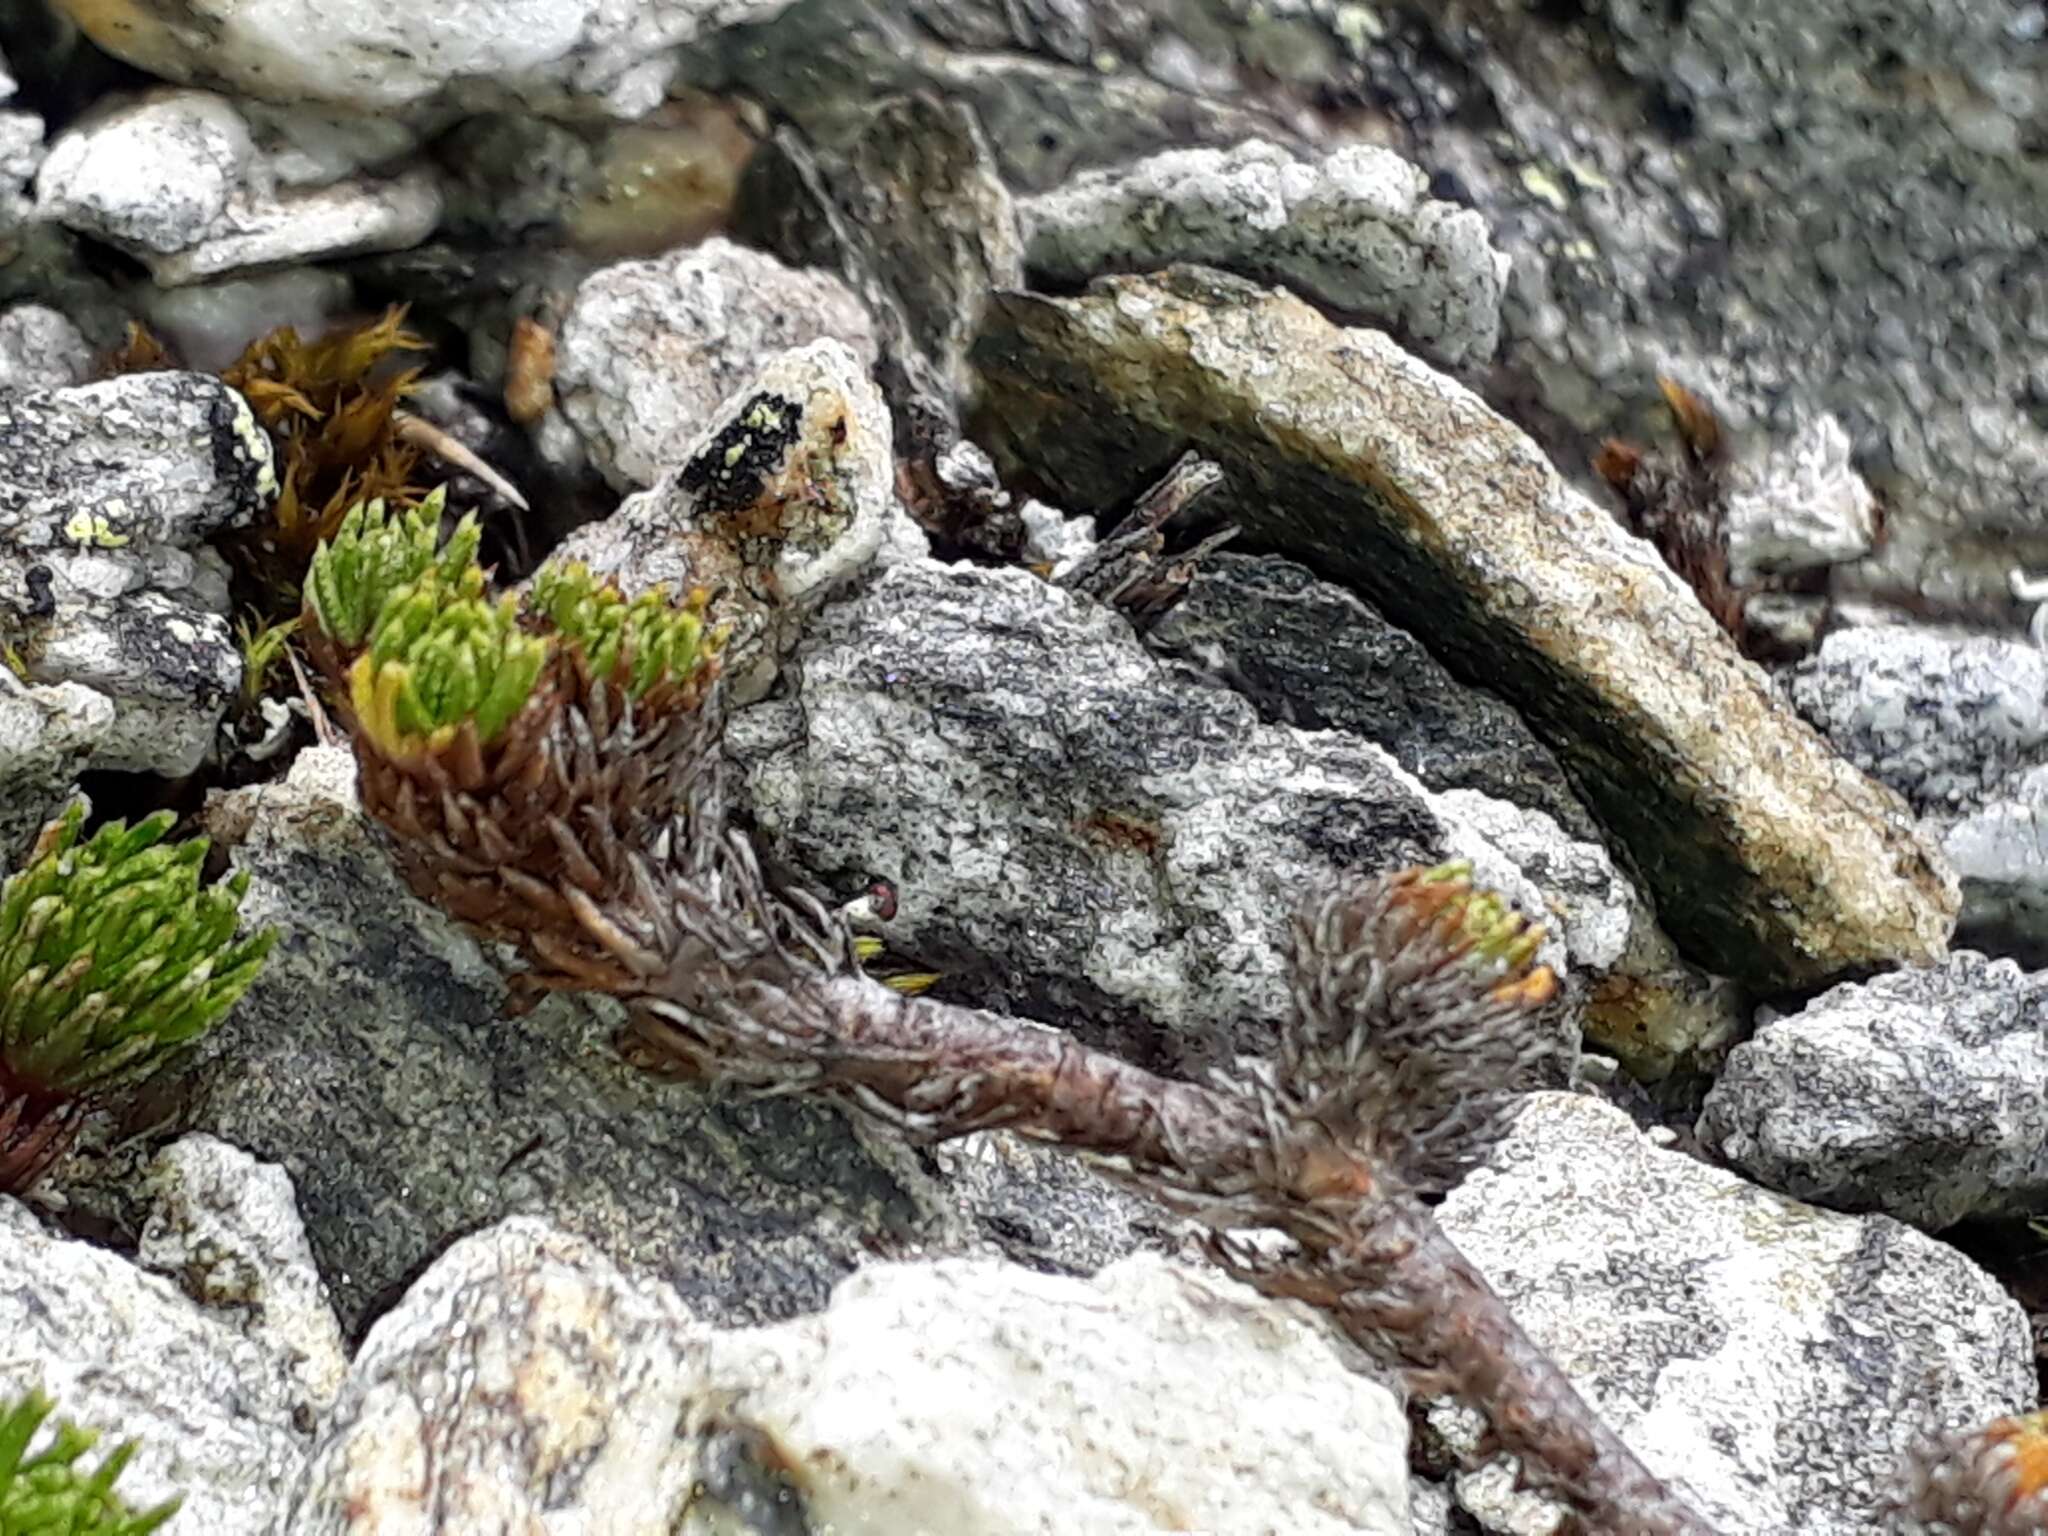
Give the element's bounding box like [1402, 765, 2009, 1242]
[529, 560, 718, 700]
[304, 486, 479, 653]
[350, 570, 550, 753]
[0, 1388, 181, 1535]
[0, 807, 276, 1101]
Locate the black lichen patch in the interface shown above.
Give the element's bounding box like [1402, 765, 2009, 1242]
[680, 392, 803, 516]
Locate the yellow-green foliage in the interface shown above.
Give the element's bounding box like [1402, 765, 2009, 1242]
[529, 560, 720, 700]
[304, 488, 478, 654]
[0, 1388, 179, 1536]
[0, 806, 276, 1100]
[348, 569, 550, 755]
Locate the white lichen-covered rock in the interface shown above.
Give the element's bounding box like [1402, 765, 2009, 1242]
[556, 238, 878, 489]
[1019, 139, 1509, 369]
[0, 677, 108, 862]
[0, 371, 274, 775]
[0, 1195, 316, 1534]
[290, 1217, 1409, 1535]
[34, 88, 439, 286]
[731, 556, 1714, 1077]
[1697, 952, 2048, 1228]
[1436, 1093, 2034, 1535]
[1723, 410, 1878, 583]
[139, 1135, 350, 1420]
[0, 303, 91, 389]
[553, 338, 908, 701]
[1786, 627, 2048, 813]
[59, 0, 796, 118]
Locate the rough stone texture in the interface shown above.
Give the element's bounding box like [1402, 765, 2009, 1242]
[556, 238, 878, 490]
[1722, 410, 1879, 587]
[138, 1135, 351, 1421]
[972, 269, 1958, 989]
[140, 266, 356, 374]
[34, 88, 441, 286]
[1697, 952, 2048, 1229]
[0, 678, 107, 865]
[1020, 138, 1508, 371]
[0, 370, 273, 775]
[288, 1216, 702, 1533]
[0, 1195, 313, 1534]
[1787, 627, 2048, 817]
[57, 745, 1154, 1341]
[0, 303, 92, 389]
[1437, 1092, 2036, 1535]
[692, 1252, 1411, 1535]
[1942, 764, 2048, 966]
[728, 557, 1740, 1087]
[553, 338, 911, 701]
[295, 1217, 1408, 1534]
[55, 0, 799, 118]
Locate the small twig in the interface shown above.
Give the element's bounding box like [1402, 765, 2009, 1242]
[393, 411, 530, 512]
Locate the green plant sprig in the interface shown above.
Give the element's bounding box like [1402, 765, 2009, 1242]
[0, 1388, 180, 1535]
[348, 569, 550, 755]
[529, 559, 720, 701]
[304, 487, 478, 655]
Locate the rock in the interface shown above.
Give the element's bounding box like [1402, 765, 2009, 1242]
[1020, 138, 1508, 371]
[53, 0, 799, 118]
[34, 88, 440, 286]
[1436, 1092, 2036, 1534]
[0, 370, 274, 776]
[139, 1134, 350, 1420]
[970, 268, 1958, 989]
[0, 1193, 317, 1534]
[1723, 410, 1879, 585]
[288, 1216, 701, 1533]
[552, 337, 909, 702]
[141, 266, 356, 374]
[54, 744, 1154, 1340]
[292, 1216, 1410, 1534]
[1786, 627, 2048, 816]
[0, 303, 91, 389]
[0, 107, 42, 224]
[728, 556, 1737, 1085]
[1941, 765, 2048, 965]
[555, 238, 878, 490]
[0, 679, 107, 864]
[1697, 952, 2048, 1229]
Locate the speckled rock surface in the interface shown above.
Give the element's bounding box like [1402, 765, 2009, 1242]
[0, 370, 273, 775]
[0, 1194, 316, 1534]
[55, 0, 799, 117]
[294, 1217, 1409, 1535]
[1787, 627, 2048, 816]
[0, 303, 91, 389]
[556, 237, 878, 490]
[1722, 410, 1879, 587]
[1697, 952, 2048, 1229]
[1020, 138, 1508, 370]
[0, 677, 108, 864]
[1941, 764, 2048, 965]
[727, 555, 1730, 1083]
[971, 268, 1958, 989]
[138, 1134, 350, 1420]
[1436, 1092, 2036, 1535]
[34, 88, 440, 286]
[552, 337, 913, 701]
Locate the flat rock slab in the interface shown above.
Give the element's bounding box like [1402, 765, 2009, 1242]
[970, 267, 1956, 988]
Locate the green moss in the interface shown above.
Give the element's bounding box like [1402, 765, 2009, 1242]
[348, 569, 550, 753]
[529, 559, 720, 701]
[303, 487, 479, 654]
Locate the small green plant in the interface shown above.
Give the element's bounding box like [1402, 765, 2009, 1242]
[0, 805, 277, 1194]
[302, 488, 476, 656]
[0, 1387, 179, 1535]
[233, 611, 299, 711]
[348, 569, 550, 758]
[529, 560, 719, 701]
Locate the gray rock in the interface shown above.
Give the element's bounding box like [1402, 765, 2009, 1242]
[61, 0, 799, 118]
[140, 266, 356, 374]
[1020, 138, 1509, 371]
[553, 338, 912, 702]
[0, 303, 91, 390]
[971, 268, 1958, 989]
[1786, 627, 2048, 816]
[555, 238, 878, 490]
[1723, 411, 1879, 586]
[1697, 952, 2048, 1229]
[0, 371, 274, 776]
[0, 678, 108, 865]
[34, 89, 440, 286]
[0, 1194, 314, 1534]
[1942, 765, 2048, 965]
[0, 107, 42, 224]
[1437, 1092, 2035, 1534]
[729, 555, 1731, 1084]
[293, 1216, 1409, 1534]
[138, 1135, 350, 1422]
